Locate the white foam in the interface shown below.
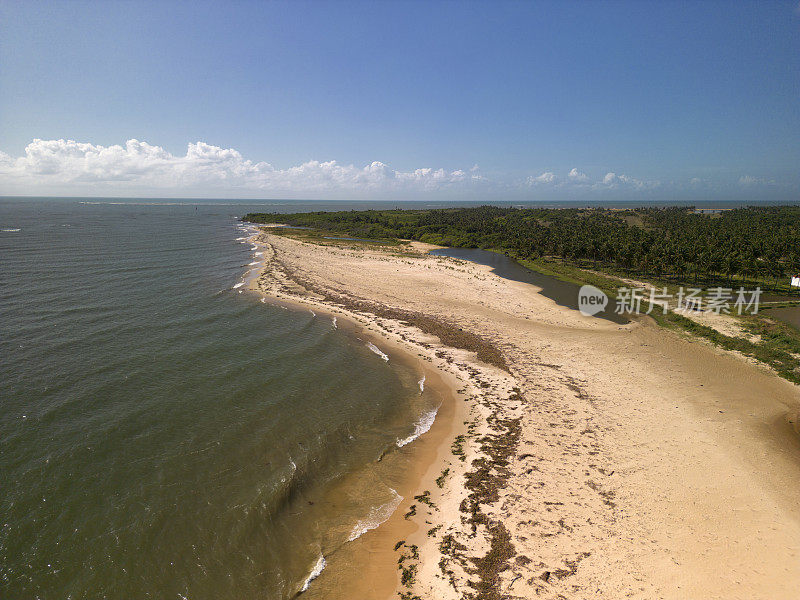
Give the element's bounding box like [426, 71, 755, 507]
[418, 376, 426, 393]
[300, 554, 326, 592]
[347, 489, 403, 541]
[236, 236, 247, 241]
[397, 405, 439, 447]
[331, 317, 337, 329]
[251, 245, 258, 250]
[309, 309, 316, 317]
[232, 282, 245, 289]
[249, 261, 260, 265]
[254, 252, 263, 257]
[366, 342, 389, 362]
[281, 458, 297, 484]
[2, 228, 20, 232]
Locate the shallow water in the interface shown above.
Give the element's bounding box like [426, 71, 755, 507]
[0, 198, 441, 599]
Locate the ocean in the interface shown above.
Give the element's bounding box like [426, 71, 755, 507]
[0, 198, 443, 599]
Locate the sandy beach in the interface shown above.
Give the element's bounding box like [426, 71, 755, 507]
[249, 229, 800, 600]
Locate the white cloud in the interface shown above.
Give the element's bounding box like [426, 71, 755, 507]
[597, 171, 654, 190]
[522, 167, 663, 192]
[527, 171, 556, 185]
[568, 167, 589, 182]
[0, 138, 482, 197]
[0, 138, 719, 199]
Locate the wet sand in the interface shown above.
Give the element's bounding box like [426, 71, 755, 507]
[248, 229, 800, 600]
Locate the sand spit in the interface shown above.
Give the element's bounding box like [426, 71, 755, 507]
[250, 230, 800, 600]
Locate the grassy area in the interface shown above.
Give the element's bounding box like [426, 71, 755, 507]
[257, 224, 405, 248]
[523, 256, 800, 384]
[516, 256, 623, 296]
[519, 255, 800, 305]
[654, 311, 800, 383]
[489, 252, 800, 385]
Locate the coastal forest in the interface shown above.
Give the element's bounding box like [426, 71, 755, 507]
[244, 205, 800, 289]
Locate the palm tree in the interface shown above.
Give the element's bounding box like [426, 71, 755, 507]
[723, 253, 740, 286]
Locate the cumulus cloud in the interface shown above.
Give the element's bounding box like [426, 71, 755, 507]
[527, 171, 556, 185]
[523, 167, 659, 192]
[0, 138, 720, 199]
[567, 167, 589, 182]
[0, 138, 482, 197]
[597, 171, 654, 190]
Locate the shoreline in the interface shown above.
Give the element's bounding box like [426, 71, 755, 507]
[244, 228, 521, 599]
[244, 225, 800, 600]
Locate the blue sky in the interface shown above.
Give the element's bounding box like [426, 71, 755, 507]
[0, 0, 798, 200]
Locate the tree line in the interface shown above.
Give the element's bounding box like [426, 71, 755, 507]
[244, 205, 800, 288]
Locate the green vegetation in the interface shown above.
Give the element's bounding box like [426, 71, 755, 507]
[249, 223, 403, 247]
[245, 205, 800, 292]
[653, 309, 800, 384]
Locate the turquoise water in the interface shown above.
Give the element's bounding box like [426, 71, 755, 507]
[0, 199, 438, 599]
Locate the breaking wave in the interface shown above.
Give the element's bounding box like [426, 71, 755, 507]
[366, 341, 389, 361]
[299, 554, 326, 593]
[397, 405, 439, 447]
[346, 488, 403, 541]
